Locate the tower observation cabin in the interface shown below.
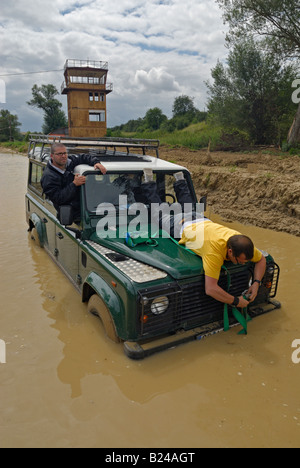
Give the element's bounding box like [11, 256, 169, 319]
[61, 59, 113, 138]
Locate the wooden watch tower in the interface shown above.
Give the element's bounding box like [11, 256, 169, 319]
[61, 59, 113, 138]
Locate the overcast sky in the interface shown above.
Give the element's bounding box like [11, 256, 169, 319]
[0, 0, 228, 132]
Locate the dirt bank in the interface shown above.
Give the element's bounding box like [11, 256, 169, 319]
[160, 146, 300, 237]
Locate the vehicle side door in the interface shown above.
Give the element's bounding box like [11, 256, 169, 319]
[55, 225, 80, 287]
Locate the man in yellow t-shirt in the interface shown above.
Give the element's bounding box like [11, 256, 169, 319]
[179, 219, 266, 309]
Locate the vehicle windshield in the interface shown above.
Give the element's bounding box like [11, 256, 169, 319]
[84, 172, 195, 214]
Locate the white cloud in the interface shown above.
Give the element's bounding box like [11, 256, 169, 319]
[0, 0, 228, 130]
[134, 67, 181, 93]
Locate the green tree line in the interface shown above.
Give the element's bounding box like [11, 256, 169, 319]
[109, 96, 207, 135]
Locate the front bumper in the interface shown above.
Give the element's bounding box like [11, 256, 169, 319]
[136, 261, 280, 341]
[124, 298, 281, 360]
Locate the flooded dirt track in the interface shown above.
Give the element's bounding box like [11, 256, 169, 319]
[0, 152, 300, 448]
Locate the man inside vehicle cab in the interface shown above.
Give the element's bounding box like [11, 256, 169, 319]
[41, 143, 107, 223]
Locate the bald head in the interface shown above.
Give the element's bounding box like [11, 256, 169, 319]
[227, 235, 254, 261]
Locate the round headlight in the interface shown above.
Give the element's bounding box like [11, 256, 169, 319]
[151, 296, 169, 315]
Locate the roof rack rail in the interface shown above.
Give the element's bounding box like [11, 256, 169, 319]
[28, 134, 160, 158]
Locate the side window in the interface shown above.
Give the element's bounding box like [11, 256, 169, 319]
[29, 162, 44, 195]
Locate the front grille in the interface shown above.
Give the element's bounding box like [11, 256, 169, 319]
[138, 267, 252, 338]
[180, 267, 251, 328]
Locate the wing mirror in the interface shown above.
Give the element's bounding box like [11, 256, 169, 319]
[59, 205, 82, 240]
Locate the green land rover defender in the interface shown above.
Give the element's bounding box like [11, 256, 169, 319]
[26, 135, 281, 359]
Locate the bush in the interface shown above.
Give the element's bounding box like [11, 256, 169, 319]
[214, 128, 252, 150]
[281, 141, 300, 155]
[161, 120, 176, 133]
[289, 147, 300, 156]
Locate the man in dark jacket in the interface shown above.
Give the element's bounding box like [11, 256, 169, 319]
[41, 143, 107, 222]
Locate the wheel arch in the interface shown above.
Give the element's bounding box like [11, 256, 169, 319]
[82, 272, 125, 338]
[28, 213, 47, 248]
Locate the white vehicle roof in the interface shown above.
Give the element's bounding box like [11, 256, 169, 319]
[74, 156, 188, 175]
[28, 135, 189, 174]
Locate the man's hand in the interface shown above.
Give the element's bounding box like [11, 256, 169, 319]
[247, 282, 260, 302]
[73, 174, 86, 186]
[237, 296, 250, 308]
[94, 163, 107, 174]
[205, 276, 250, 308]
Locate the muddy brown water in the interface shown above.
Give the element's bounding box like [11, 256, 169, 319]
[1, 152, 300, 448]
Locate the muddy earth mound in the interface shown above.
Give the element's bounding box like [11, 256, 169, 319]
[160, 146, 300, 237]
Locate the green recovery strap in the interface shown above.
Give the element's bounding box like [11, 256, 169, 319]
[125, 231, 159, 248]
[222, 265, 252, 335]
[223, 303, 252, 335]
